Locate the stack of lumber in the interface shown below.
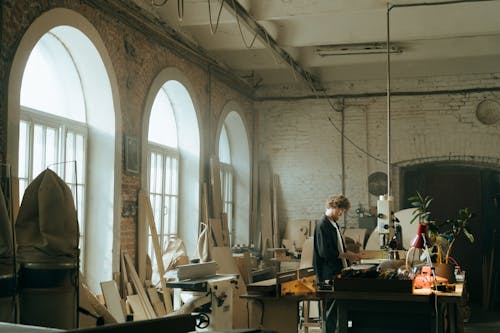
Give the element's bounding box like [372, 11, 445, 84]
[258, 161, 281, 256]
[79, 250, 173, 325]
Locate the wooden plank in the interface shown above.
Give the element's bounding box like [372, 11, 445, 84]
[147, 288, 167, 317]
[80, 281, 117, 324]
[259, 161, 273, 254]
[209, 217, 224, 246]
[120, 251, 130, 298]
[176, 261, 217, 280]
[139, 190, 174, 313]
[123, 252, 156, 319]
[137, 191, 148, 282]
[100, 280, 126, 323]
[283, 220, 311, 251]
[221, 212, 230, 247]
[127, 295, 147, 321]
[299, 238, 314, 269]
[272, 174, 280, 248]
[210, 156, 223, 219]
[202, 183, 209, 223]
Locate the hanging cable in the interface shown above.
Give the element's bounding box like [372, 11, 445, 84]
[177, 0, 184, 21]
[208, 0, 225, 34]
[152, 0, 169, 6]
[230, 0, 258, 48]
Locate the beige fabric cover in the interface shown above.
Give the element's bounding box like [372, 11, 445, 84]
[0, 186, 14, 275]
[15, 169, 79, 263]
[0, 186, 13, 259]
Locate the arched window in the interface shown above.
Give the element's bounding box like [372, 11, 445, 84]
[218, 108, 251, 247]
[19, 30, 88, 269]
[147, 87, 179, 277]
[145, 78, 200, 284]
[218, 124, 234, 244]
[11, 18, 118, 294]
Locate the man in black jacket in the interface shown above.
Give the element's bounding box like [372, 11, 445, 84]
[313, 194, 360, 332]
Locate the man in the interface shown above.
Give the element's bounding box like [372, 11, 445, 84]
[313, 194, 360, 332]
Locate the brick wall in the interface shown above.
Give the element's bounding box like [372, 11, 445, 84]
[0, 0, 254, 259]
[256, 74, 500, 231]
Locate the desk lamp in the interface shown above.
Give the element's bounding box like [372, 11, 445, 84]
[406, 222, 433, 269]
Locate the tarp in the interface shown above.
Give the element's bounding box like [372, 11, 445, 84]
[0, 185, 13, 275]
[0, 185, 13, 259]
[15, 169, 79, 263]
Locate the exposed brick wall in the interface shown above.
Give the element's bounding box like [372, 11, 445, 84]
[256, 74, 500, 230]
[0, 1, 254, 259]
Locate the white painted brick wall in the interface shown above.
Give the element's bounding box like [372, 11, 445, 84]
[256, 74, 500, 231]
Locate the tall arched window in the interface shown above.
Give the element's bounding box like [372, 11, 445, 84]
[219, 124, 234, 243]
[145, 78, 200, 284]
[147, 86, 179, 276]
[11, 17, 119, 294]
[218, 107, 251, 247]
[20, 30, 88, 268]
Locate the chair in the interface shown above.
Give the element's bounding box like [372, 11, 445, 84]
[299, 238, 322, 333]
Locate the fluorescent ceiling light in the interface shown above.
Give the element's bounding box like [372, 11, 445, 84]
[315, 42, 402, 56]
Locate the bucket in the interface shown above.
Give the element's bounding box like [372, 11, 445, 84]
[19, 262, 78, 329]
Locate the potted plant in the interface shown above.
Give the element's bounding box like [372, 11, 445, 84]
[408, 192, 475, 282]
[433, 208, 474, 282]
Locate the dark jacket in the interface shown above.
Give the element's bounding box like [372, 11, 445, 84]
[313, 216, 344, 281]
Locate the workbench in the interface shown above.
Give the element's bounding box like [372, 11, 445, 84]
[243, 280, 464, 333]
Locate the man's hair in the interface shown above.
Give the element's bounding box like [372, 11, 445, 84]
[325, 194, 351, 210]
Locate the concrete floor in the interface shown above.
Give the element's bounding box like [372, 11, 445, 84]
[464, 305, 500, 333]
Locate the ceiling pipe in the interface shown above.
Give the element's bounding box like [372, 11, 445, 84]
[222, 0, 324, 92]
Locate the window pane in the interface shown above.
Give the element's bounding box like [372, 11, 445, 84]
[45, 127, 57, 173]
[219, 125, 231, 164]
[19, 121, 29, 179]
[168, 195, 178, 235]
[165, 156, 172, 195]
[156, 154, 163, 194]
[171, 157, 178, 196]
[66, 131, 75, 182]
[20, 31, 86, 122]
[149, 152, 157, 193]
[32, 125, 44, 178]
[148, 89, 178, 147]
[75, 134, 85, 183]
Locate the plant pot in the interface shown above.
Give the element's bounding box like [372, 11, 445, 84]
[433, 262, 456, 283]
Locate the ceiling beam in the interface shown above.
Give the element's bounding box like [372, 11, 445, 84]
[222, 0, 324, 91]
[85, 0, 255, 98]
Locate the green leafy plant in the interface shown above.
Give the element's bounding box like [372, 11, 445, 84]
[439, 207, 474, 264]
[408, 192, 474, 264]
[408, 191, 438, 234]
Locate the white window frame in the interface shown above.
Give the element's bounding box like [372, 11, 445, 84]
[147, 142, 180, 280]
[220, 162, 234, 245]
[19, 106, 88, 270]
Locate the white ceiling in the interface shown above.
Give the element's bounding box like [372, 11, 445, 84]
[133, 0, 500, 90]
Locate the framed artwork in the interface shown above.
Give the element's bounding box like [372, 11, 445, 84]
[125, 136, 139, 174]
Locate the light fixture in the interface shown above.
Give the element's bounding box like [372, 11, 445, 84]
[315, 42, 402, 57]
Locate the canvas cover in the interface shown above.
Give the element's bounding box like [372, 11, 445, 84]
[0, 186, 13, 275]
[15, 169, 79, 263]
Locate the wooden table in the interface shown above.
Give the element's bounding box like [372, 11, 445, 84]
[322, 284, 464, 333]
[243, 282, 464, 333]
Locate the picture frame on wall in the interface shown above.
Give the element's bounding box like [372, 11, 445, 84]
[125, 136, 139, 174]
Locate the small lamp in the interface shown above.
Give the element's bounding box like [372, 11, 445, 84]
[410, 222, 432, 250]
[406, 222, 433, 269]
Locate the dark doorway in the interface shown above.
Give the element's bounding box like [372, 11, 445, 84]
[402, 163, 500, 305]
